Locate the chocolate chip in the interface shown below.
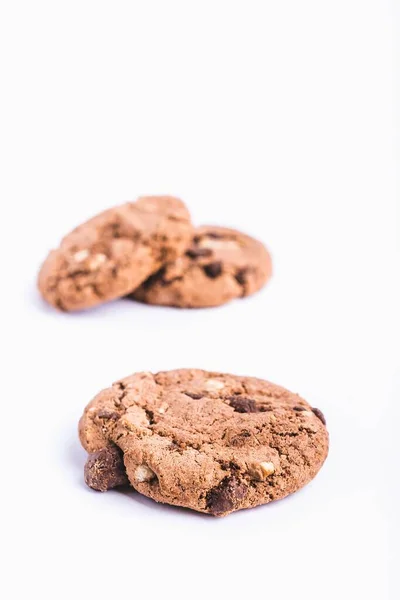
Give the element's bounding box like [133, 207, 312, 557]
[203, 261, 223, 278]
[97, 410, 120, 420]
[293, 406, 307, 412]
[141, 266, 167, 289]
[185, 392, 203, 400]
[206, 476, 248, 515]
[228, 397, 258, 413]
[235, 267, 249, 286]
[228, 397, 272, 413]
[140, 265, 184, 288]
[229, 462, 240, 471]
[231, 431, 251, 447]
[185, 247, 213, 259]
[84, 446, 128, 492]
[170, 441, 185, 453]
[312, 407, 326, 425]
[144, 409, 155, 424]
[192, 231, 228, 245]
[105, 221, 122, 239]
[205, 232, 226, 239]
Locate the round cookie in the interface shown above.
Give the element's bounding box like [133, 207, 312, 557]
[79, 369, 329, 516]
[130, 226, 272, 308]
[38, 196, 192, 311]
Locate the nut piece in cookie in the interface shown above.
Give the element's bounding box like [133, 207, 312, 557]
[248, 461, 275, 481]
[134, 465, 156, 483]
[130, 225, 272, 308]
[84, 446, 129, 492]
[38, 196, 193, 311]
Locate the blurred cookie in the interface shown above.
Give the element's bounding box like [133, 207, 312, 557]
[130, 225, 272, 308]
[38, 196, 192, 311]
[79, 369, 328, 516]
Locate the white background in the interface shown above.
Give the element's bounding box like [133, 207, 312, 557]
[1, 1, 398, 599]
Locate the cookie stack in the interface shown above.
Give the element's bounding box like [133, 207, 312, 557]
[39, 196, 329, 517]
[38, 196, 272, 311]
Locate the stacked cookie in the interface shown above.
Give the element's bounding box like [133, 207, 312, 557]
[38, 196, 272, 311]
[39, 197, 330, 516]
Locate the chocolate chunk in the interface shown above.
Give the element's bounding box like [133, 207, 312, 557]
[84, 446, 128, 492]
[141, 266, 167, 289]
[206, 476, 248, 515]
[185, 247, 213, 259]
[312, 407, 326, 425]
[228, 397, 258, 413]
[140, 265, 185, 288]
[144, 409, 155, 425]
[205, 232, 226, 239]
[293, 406, 307, 412]
[203, 262, 223, 278]
[185, 392, 203, 400]
[97, 410, 120, 420]
[231, 431, 251, 447]
[235, 267, 249, 286]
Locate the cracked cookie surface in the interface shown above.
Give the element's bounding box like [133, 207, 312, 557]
[79, 369, 329, 516]
[129, 226, 272, 308]
[38, 196, 192, 311]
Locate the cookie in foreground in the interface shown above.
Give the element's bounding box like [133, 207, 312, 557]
[130, 225, 272, 308]
[38, 196, 193, 311]
[79, 369, 328, 516]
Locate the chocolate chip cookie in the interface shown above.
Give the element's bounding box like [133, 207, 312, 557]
[79, 369, 328, 516]
[130, 226, 272, 308]
[38, 196, 192, 311]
